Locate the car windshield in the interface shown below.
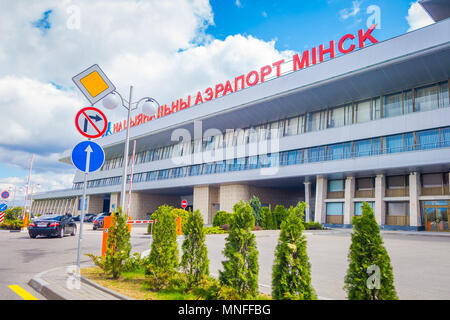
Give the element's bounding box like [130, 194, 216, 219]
[38, 215, 61, 221]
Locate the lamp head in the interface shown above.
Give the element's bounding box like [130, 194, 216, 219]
[102, 92, 120, 110]
[141, 98, 159, 116]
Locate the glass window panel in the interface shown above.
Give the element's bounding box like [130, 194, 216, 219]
[298, 115, 305, 134]
[387, 202, 409, 216]
[403, 90, 413, 114]
[383, 92, 402, 118]
[422, 173, 443, 188]
[329, 179, 344, 192]
[327, 144, 344, 160]
[356, 178, 374, 190]
[328, 104, 351, 128]
[286, 117, 299, 136]
[353, 139, 372, 157]
[248, 128, 257, 143]
[354, 201, 374, 216]
[307, 146, 325, 162]
[416, 129, 440, 150]
[442, 128, 450, 147]
[306, 110, 327, 132]
[387, 175, 408, 189]
[355, 98, 380, 123]
[439, 82, 449, 108]
[415, 84, 438, 112]
[384, 134, 403, 153]
[326, 202, 344, 215]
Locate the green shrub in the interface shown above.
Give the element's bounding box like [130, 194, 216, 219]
[145, 205, 179, 289]
[86, 207, 131, 279]
[249, 196, 262, 226]
[4, 207, 23, 221]
[203, 226, 227, 234]
[212, 211, 233, 227]
[171, 208, 190, 233]
[260, 207, 275, 229]
[0, 219, 23, 230]
[272, 202, 316, 300]
[219, 201, 259, 298]
[123, 252, 146, 273]
[344, 202, 398, 300]
[181, 210, 209, 287]
[304, 222, 322, 230]
[273, 205, 288, 229]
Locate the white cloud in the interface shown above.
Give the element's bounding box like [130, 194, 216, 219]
[0, 0, 295, 192]
[338, 0, 361, 20]
[406, 1, 434, 32]
[236, 0, 242, 8]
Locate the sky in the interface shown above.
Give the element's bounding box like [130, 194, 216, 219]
[0, 0, 435, 204]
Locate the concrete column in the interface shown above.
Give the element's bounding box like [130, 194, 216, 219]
[314, 176, 327, 224]
[409, 172, 422, 228]
[194, 185, 220, 224]
[110, 193, 120, 212]
[343, 176, 355, 225]
[87, 195, 104, 214]
[375, 174, 386, 225]
[304, 181, 311, 223]
[219, 184, 250, 213]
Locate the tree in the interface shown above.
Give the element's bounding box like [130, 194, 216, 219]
[273, 205, 288, 229]
[249, 196, 262, 226]
[344, 202, 398, 300]
[181, 210, 209, 287]
[103, 207, 131, 279]
[147, 205, 179, 271]
[219, 201, 259, 298]
[4, 207, 22, 221]
[261, 207, 273, 230]
[272, 202, 316, 300]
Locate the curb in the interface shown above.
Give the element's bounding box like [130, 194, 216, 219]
[28, 265, 132, 300]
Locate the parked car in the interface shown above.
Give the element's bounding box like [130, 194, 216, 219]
[93, 212, 112, 230]
[84, 213, 97, 222]
[28, 214, 77, 238]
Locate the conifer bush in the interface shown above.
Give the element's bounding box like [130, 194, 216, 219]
[273, 205, 288, 229]
[249, 196, 262, 226]
[145, 205, 179, 290]
[344, 202, 398, 300]
[272, 202, 316, 300]
[219, 201, 259, 298]
[181, 210, 210, 287]
[87, 207, 131, 279]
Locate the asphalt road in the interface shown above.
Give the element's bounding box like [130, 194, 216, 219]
[1, 224, 450, 300]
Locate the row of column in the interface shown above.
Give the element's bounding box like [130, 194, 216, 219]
[31, 197, 78, 215]
[314, 172, 423, 228]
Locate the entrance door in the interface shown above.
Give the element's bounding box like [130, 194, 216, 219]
[425, 207, 449, 232]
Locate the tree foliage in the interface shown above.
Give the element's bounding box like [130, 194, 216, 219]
[272, 202, 316, 300]
[273, 205, 288, 229]
[181, 210, 209, 287]
[344, 202, 398, 300]
[249, 196, 262, 226]
[219, 201, 259, 298]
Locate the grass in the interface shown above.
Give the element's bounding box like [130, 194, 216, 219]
[81, 266, 271, 300]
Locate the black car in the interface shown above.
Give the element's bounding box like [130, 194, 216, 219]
[84, 213, 97, 222]
[93, 212, 112, 230]
[28, 214, 77, 238]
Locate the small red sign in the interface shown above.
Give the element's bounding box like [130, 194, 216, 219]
[181, 200, 188, 209]
[75, 107, 108, 139]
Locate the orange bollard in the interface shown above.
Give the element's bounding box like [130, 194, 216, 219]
[23, 213, 29, 228]
[176, 216, 182, 236]
[101, 216, 113, 257]
[127, 216, 132, 233]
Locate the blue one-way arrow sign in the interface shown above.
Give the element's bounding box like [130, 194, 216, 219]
[71, 141, 105, 173]
[0, 203, 7, 212]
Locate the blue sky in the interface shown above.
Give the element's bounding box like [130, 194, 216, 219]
[209, 0, 415, 51]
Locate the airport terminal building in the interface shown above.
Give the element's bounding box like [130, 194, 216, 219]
[33, 12, 450, 231]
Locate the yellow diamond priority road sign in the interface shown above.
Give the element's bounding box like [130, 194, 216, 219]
[72, 64, 116, 105]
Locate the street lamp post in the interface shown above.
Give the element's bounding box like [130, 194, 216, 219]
[102, 86, 159, 213]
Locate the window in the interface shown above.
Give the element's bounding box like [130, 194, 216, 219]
[306, 110, 327, 132]
[439, 81, 449, 108]
[355, 98, 380, 123]
[327, 144, 344, 160]
[328, 104, 352, 128]
[328, 179, 344, 192]
[326, 202, 344, 215]
[415, 84, 438, 112]
[384, 134, 404, 153]
[354, 201, 374, 216]
[307, 146, 326, 162]
[416, 129, 440, 150]
[422, 173, 443, 188]
[383, 92, 402, 118]
[353, 139, 372, 157]
[386, 175, 408, 189]
[356, 177, 374, 190]
[286, 117, 299, 136]
[387, 202, 409, 216]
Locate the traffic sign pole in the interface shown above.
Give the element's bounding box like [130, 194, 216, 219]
[76, 148, 89, 281]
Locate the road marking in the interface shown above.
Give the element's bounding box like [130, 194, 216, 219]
[8, 285, 38, 300]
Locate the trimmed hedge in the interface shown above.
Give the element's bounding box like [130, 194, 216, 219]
[212, 211, 234, 227]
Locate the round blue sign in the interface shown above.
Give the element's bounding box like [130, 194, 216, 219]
[71, 141, 105, 173]
[0, 203, 8, 212]
[1, 191, 9, 199]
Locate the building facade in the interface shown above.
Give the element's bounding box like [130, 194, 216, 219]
[33, 17, 450, 231]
